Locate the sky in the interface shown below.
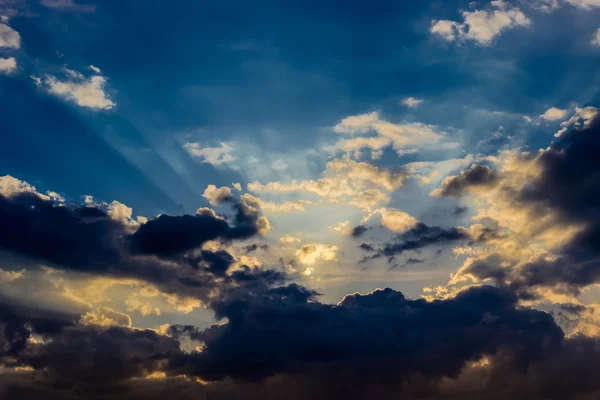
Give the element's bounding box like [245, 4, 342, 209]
[1, 0, 600, 398]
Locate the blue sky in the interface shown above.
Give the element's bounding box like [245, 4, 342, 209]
[2, 1, 600, 398]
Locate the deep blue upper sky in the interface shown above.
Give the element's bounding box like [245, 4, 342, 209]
[2, 0, 599, 217]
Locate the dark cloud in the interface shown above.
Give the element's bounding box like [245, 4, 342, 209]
[0, 295, 78, 358]
[434, 164, 499, 198]
[456, 116, 600, 298]
[363, 223, 469, 262]
[358, 243, 375, 252]
[243, 243, 269, 253]
[0, 189, 284, 304]
[4, 282, 600, 400]
[173, 285, 562, 383]
[130, 200, 263, 257]
[350, 225, 369, 237]
[0, 193, 122, 272]
[453, 206, 468, 216]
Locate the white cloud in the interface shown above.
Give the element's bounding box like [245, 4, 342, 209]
[554, 106, 599, 137]
[202, 185, 233, 206]
[241, 193, 307, 213]
[280, 234, 302, 244]
[401, 97, 424, 108]
[0, 175, 56, 201]
[540, 107, 568, 121]
[532, 0, 560, 12]
[0, 22, 20, 49]
[44, 69, 115, 110]
[248, 156, 408, 210]
[592, 28, 600, 46]
[40, 0, 96, 13]
[333, 111, 379, 134]
[566, 0, 600, 9]
[0, 57, 16, 74]
[328, 111, 458, 157]
[295, 243, 339, 265]
[183, 142, 235, 165]
[361, 208, 419, 233]
[431, 0, 531, 46]
[232, 182, 242, 191]
[88, 64, 101, 73]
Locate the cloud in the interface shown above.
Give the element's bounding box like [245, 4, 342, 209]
[43, 68, 115, 110]
[202, 185, 233, 206]
[532, 0, 561, 12]
[249, 156, 408, 210]
[328, 111, 458, 157]
[350, 225, 369, 237]
[567, 0, 600, 9]
[592, 28, 600, 46]
[362, 223, 470, 262]
[540, 107, 568, 121]
[174, 285, 563, 385]
[295, 243, 339, 265]
[445, 115, 600, 303]
[401, 97, 424, 108]
[360, 208, 419, 233]
[241, 193, 308, 213]
[431, 164, 499, 198]
[0, 57, 16, 74]
[183, 142, 235, 165]
[40, 0, 96, 12]
[79, 306, 132, 327]
[333, 111, 379, 134]
[554, 106, 598, 137]
[0, 175, 283, 309]
[431, 1, 531, 46]
[280, 234, 301, 244]
[0, 268, 25, 283]
[0, 22, 20, 49]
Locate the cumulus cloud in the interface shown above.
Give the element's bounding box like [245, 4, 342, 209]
[554, 106, 598, 137]
[280, 234, 301, 244]
[401, 97, 424, 108]
[249, 156, 408, 210]
[0, 22, 20, 49]
[431, 0, 531, 46]
[295, 243, 339, 265]
[43, 68, 115, 110]
[0, 175, 281, 310]
[532, 0, 561, 12]
[328, 111, 458, 158]
[442, 116, 600, 303]
[173, 285, 564, 386]
[360, 208, 419, 233]
[202, 185, 233, 206]
[540, 107, 568, 121]
[79, 306, 132, 327]
[567, 0, 600, 9]
[592, 28, 600, 46]
[0, 57, 16, 74]
[183, 142, 235, 165]
[431, 164, 499, 198]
